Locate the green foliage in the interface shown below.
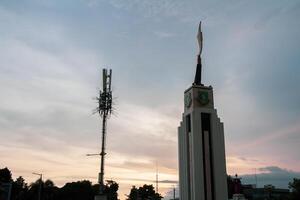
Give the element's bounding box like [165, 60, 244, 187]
[289, 178, 300, 200]
[127, 184, 162, 200]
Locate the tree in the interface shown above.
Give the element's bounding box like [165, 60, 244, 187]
[43, 179, 58, 200]
[92, 180, 119, 200]
[11, 176, 28, 200]
[0, 167, 121, 200]
[0, 168, 13, 200]
[103, 180, 119, 200]
[57, 180, 94, 200]
[127, 186, 138, 200]
[44, 180, 55, 188]
[0, 167, 12, 183]
[22, 179, 44, 200]
[227, 175, 234, 199]
[127, 184, 162, 200]
[289, 178, 300, 200]
[15, 176, 26, 189]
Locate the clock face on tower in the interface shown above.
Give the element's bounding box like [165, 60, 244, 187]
[197, 91, 209, 105]
[185, 92, 192, 108]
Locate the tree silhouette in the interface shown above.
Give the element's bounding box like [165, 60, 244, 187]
[0, 168, 13, 200]
[103, 180, 119, 200]
[21, 179, 44, 200]
[289, 178, 300, 200]
[0, 167, 12, 183]
[43, 179, 58, 200]
[0, 167, 121, 200]
[127, 186, 138, 200]
[127, 184, 162, 200]
[57, 180, 94, 200]
[11, 176, 28, 200]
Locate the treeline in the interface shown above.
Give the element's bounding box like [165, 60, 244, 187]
[0, 167, 163, 200]
[0, 167, 118, 200]
[126, 185, 162, 200]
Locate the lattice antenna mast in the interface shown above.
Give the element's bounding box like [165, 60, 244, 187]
[97, 68, 113, 194]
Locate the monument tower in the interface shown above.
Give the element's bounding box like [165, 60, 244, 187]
[178, 22, 228, 200]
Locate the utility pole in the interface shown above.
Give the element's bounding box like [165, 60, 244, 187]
[155, 162, 158, 194]
[173, 186, 176, 200]
[254, 168, 258, 188]
[32, 172, 42, 200]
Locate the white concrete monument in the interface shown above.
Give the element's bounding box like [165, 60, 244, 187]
[178, 22, 228, 200]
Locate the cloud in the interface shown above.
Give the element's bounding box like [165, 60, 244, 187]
[259, 166, 291, 174]
[97, 0, 186, 18]
[235, 122, 300, 150]
[1, 1, 300, 200]
[116, 177, 177, 184]
[153, 31, 175, 39]
[241, 166, 300, 189]
[84, 0, 205, 22]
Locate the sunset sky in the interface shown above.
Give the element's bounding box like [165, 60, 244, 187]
[1, 0, 300, 199]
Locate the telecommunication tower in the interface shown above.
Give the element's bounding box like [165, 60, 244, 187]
[88, 69, 113, 199]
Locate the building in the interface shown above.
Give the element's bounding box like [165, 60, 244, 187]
[178, 22, 228, 200]
[243, 185, 290, 200]
[228, 175, 290, 200]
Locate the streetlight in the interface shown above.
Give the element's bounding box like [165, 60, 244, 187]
[32, 172, 42, 200]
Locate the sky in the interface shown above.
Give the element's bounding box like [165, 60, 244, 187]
[0, 0, 300, 199]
